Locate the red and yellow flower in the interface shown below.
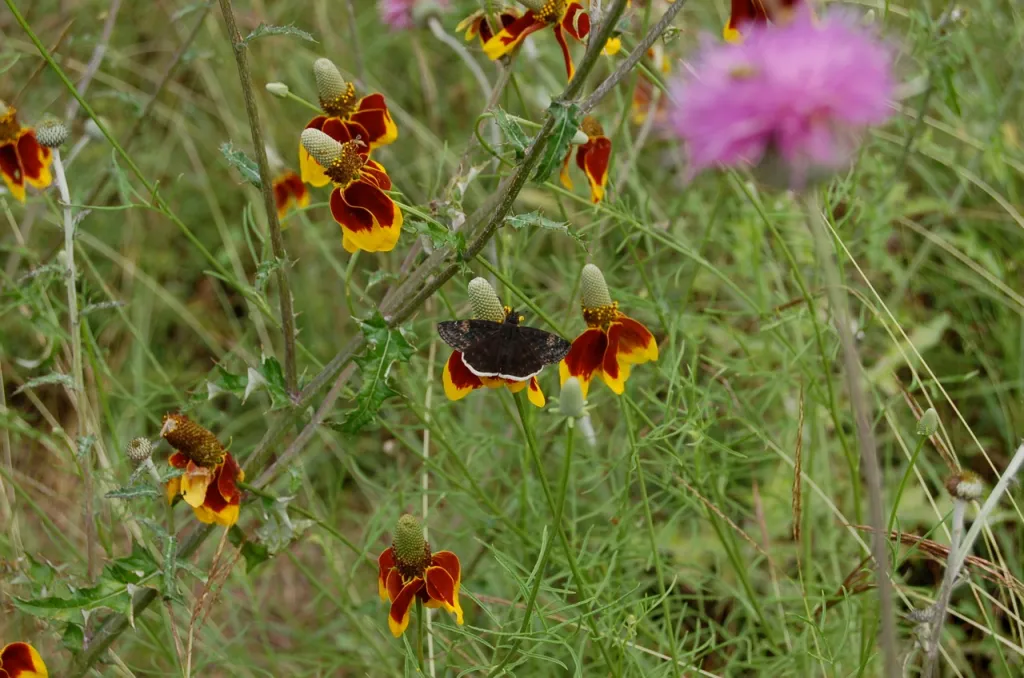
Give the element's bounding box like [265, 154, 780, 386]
[456, 8, 522, 46]
[377, 514, 464, 637]
[724, 0, 801, 42]
[0, 101, 52, 204]
[161, 413, 244, 527]
[559, 264, 657, 397]
[482, 0, 591, 79]
[272, 171, 310, 220]
[301, 127, 403, 253]
[560, 116, 611, 203]
[299, 58, 397, 187]
[0, 642, 48, 677]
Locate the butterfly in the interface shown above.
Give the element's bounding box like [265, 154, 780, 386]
[437, 311, 571, 381]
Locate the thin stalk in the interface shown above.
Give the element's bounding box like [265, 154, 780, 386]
[921, 499, 966, 676]
[805, 192, 897, 677]
[217, 0, 299, 395]
[422, 338, 437, 678]
[416, 598, 426, 673]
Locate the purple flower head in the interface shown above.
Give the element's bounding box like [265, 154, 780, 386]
[669, 9, 894, 188]
[378, 0, 449, 30]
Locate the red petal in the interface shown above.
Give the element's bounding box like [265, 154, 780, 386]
[361, 160, 392, 191]
[561, 3, 589, 40]
[0, 642, 47, 677]
[321, 118, 355, 145]
[378, 548, 396, 583]
[430, 550, 461, 585]
[17, 131, 50, 184]
[610, 316, 658, 362]
[563, 329, 608, 381]
[305, 116, 328, 132]
[168, 451, 190, 469]
[425, 565, 457, 607]
[482, 12, 546, 60]
[443, 351, 483, 401]
[344, 180, 398, 228]
[273, 178, 290, 216]
[553, 24, 574, 80]
[216, 452, 242, 504]
[352, 94, 397, 147]
[0, 141, 25, 199]
[386, 568, 403, 602]
[388, 578, 425, 636]
[330, 187, 374, 234]
[579, 137, 611, 203]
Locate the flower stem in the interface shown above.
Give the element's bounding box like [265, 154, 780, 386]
[217, 0, 299, 396]
[416, 598, 426, 673]
[805, 192, 898, 677]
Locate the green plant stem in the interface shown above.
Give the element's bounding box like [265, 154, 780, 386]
[217, 0, 299, 395]
[416, 598, 426, 673]
[887, 437, 927, 534]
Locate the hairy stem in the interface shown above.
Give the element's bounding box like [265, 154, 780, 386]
[922, 499, 966, 676]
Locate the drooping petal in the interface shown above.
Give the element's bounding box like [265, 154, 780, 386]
[334, 181, 402, 253]
[17, 130, 52, 189]
[559, 328, 608, 398]
[179, 461, 214, 508]
[386, 567, 403, 602]
[165, 476, 182, 505]
[456, 12, 483, 41]
[482, 12, 547, 61]
[352, 93, 398, 148]
[552, 24, 575, 80]
[360, 160, 392, 191]
[577, 137, 612, 203]
[425, 565, 464, 624]
[559, 149, 574, 190]
[0, 642, 48, 678]
[527, 376, 546, 407]
[216, 453, 243, 504]
[388, 578, 425, 637]
[430, 550, 461, 584]
[0, 142, 26, 203]
[299, 116, 331, 187]
[443, 351, 483, 401]
[611, 316, 659, 364]
[273, 178, 291, 219]
[378, 548, 396, 601]
[168, 451, 190, 469]
[503, 379, 529, 394]
[561, 3, 590, 40]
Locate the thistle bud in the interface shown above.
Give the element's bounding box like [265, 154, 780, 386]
[559, 377, 586, 419]
[160, 413, 225, 467]
[265, 82, 290, 98]
[581, 264, 613, 309]
[392, 513, 430, 579]
[125, 437, 153, 464]
[35, 115, 69, 148]
[300, 128, 342, 168]
[917, 408, 939, 437]
[468, 277, 505, 322]
[945, 471, 984, 502]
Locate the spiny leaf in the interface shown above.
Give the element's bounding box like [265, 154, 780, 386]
[339, 313, 416, 434]
[504, 211, 585, 247]
[161, 535, 178, 600]
[533, 101, 582, 183]
[241, 23, 317, 47]
[105, 484, 161, 500]
[407, 219, 464, 251]
[220, 142, 262, 188]
[14, 372, 76, 395]
[493, 107, 530, 161]
[228, 526, 271, 573]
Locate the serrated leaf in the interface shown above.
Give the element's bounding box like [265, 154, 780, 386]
[220, 142, 262, 188]
[241, 23, 317, 47]
[228, 526, 271, 573]
[258, 355, 292, 408]
[367, 269, 399, 290]
[339, 314, 415, 434]
[504, 211, 585, 246]
[105, 484, 161, 500]
[62, 621, 84, 653]
[493, 107, 529, 161]
[14, 580, 130, 621]
[14, 372, 76, 395]
[407, 219, 460, 250]
[533, 101, 582, 183]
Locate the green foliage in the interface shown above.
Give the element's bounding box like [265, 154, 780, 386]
[532, 101, 582, 183]
[505, 210, 585, 247]
[220, 142, 262, 188]
[240, 23, 317, 47]
[338, 313, 415, 434]
[493, 107, 529, 161]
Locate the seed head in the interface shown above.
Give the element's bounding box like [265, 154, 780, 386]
[916, 408, 939, 437]
[945, 471, 984, 502]
[160, 413, 225, 467]
[468, 277, 505, 322]
[35, 114, 69, 148]
[559, 377, 586, 419]
[581, 264, 613, 309]
[265, 82, 290, 98]
[301, 128, 343, 166]
[313, 59, 356, 117]
[125, 437, 153, 464]
[392, 513, 430, 580]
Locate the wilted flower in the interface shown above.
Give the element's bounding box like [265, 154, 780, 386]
[560, 116, 611, 203]
[457, 8, 521, 47]
[299, 59, 397, 187]
[125, 437, 154, 464]
[34, 115, 68, 149]
[272, 171, 310, 220]
[482, 0, 590, 79]
[0, 101, 53, 203]
[669, 8, 894, 188]
[560, 265, 658, 397]
[377, 514, 464, 637]
[724, 0, 802, 42]
[301, 128, 403, 253]
[945, 471, 984, 502]
[161, 413, 244, 527]
[0, 642, 48, 677]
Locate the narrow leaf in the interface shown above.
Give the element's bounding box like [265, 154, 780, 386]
[493, 107, 529, 160]
[241, 23, 317, 47]
[14, 372, 75, 394]
[340, 313, 416, 434]
[504, 211, 585, 247]
[532, 101, 582, 183]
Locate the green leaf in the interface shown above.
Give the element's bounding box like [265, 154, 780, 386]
[241, 23, 317, 47]
[407, 219, 462, 251]
[162, 535, 178, 600]
[504, 211, 585, 247]
[14, 579, 130, 621]
[493, 107, 530, 161]
[367, 269, 399, 290]
[339, 313, 416, 434]
[105, 541, 159, 585]
[258, 355, 292, 408]
[254, 257, 284, 293]
[220, 142, 262, 188]
[76, 434, 96, 461]
[228, 526, 271, 573]
[532, 101, 581, 183]
[14, 372, 75, 395]
[61, 622, 84, 654]
[106, 484, 161, 500]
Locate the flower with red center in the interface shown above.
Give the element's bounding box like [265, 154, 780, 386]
[560, 116, 612, 203]
[456, 8, 522, 46]
[272, 171, 310, 220]
[377, 514, 464, 637]
[161, 413, 244, 527]
[301, 128, 403, 253]
[559, 264, 657, 397]
[0, 643, 47, 678]
[0, 101, 53, 204]
[299, 59, 398, 187]
[441, 277, 547, 407]
[725, 0, 801, 43]
[482, 0, 591, 79]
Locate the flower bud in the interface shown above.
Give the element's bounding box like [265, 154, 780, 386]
[559, 377, 586, 419]
[125, 437, 153, 464]
[392, 513, 430, 579]
[265, 82, 290, 98]
[468, 277, 505, 322]
[160, 413, 225, 467]
[35, 114, 69, 148]
[945, 471, 984, 502]
[581, 264, 613, 309]
[917, 408, 939, 437]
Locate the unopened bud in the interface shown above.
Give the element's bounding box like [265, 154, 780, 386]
[35, 114, 69, 148]
[559, 377, 586, 419]
[468, 277, 505, 322]
[265, 82, 290, 98]
[581, 264, 613, 309]
[125, 437, 153, 464]
[945, 471, 984, 502]
[917, 408, 939, 437]
[300, 128, 342, 168]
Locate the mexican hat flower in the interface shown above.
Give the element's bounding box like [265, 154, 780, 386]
[456, 8, 522, 47]
[0, 643, 47, 678]
[669, 7, 893, 188]
[442, 277, 547, 407]
[272, 171, 310, 220]
[301, 127, 403, 253]
[560, 116, 612, 203]
[299, 58, 397, 187]
[162, 413, 244, 527]
[725, 0, 801, 43]
[377, 514, 464, 637]
[482, 0, 591, 79]
[559, 264, 657, 397]
[0, 101, 53, 203]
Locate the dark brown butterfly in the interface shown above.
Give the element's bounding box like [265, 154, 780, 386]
[437, 311, 570, 381]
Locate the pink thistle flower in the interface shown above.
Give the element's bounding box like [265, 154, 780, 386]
[669, 9, 894, 188]
[378, 0, 449, 30]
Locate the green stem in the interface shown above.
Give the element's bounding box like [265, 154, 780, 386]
[416, 598, 426, 673]
[887, 437, 927, 534]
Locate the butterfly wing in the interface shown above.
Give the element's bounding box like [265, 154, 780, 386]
[437, 319, 502, 351]
[462, 324, 570, 381]
[514, 326, 572, 366]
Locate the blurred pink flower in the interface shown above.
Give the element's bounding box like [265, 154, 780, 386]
[378, 0, 449, 30]
[669, 9, 894, 187]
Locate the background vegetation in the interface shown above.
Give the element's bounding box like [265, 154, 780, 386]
[1, 0, 1024, 675]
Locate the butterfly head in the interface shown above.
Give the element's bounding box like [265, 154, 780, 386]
[502, 307, 525, 325]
